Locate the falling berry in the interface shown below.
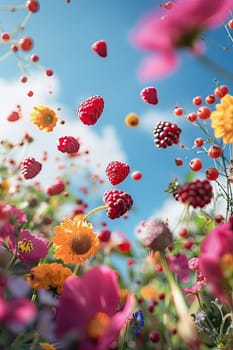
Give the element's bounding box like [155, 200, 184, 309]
[214, 85, 228, 98]
[173, 106, 184, 117]
[175, 158, 183, 166]
[57, 136, 80, 154]
[125, 113, 140, 127]
[77, 95, 104, 125]
[91, 40, 107, 57]
[205, 94, 215, 104]
[46, 180, 65, 196]
[192, 96, 202, 106]
[105, 161, 130, 185]
[21, 157, 42, 179]
[153, 121, 181, 149]
[131, 170, 143, 180]
[175, 179, 213, 208]
[103, 189, 133, 219]
[189, 158, 202, 172]
[140, 87, 158, 105]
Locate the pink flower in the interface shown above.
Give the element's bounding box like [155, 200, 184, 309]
[168, 254, 190, 282]
[199, 218, 233, 304]
[56, 266, 134, 350]
[130, 0, 233, 80]
[10, 229, 49, 262]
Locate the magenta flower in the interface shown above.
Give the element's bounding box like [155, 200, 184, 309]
[199, 218, 233, 304]
[130, 0, 233, 80]
[10, 229, 49, 262]
[168, 253, 190, 282]
[56, 266, 134, 350]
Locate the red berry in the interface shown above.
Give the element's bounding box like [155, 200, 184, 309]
[19, 36, 34, 51]
[205, 167, 219, 181]
[186, 112, 197, 122]
[91, 40, 107, 57]
[1, 32, 10, 41]
[27, 90, 34, 97]
[57, 136, 80, 154]
[46, 180, 65, 196]
[11, 44, 18, 52]
[228, 19, 233, 29]
[7, 110, 21, 122]
[77, 95, 104, 125]
[197, 106, 211, 120]
[174, 106, 184, 117]
[98, 228, 111, 242]
[153, 121, 181, 149]
[26, 0, 40, 12]
[214, 214, 224, 224]
[31, 54, 39, 62]
[178, 227, 189, 238]
[131, 170, 143, 180]
[189, 158, 202, 171]
[214, 85, 228, 98]
[45, 69, 53, 76]
[208, 144, 222, 158]
[149, 331, 161, 343]
[194, 137, 204, 147]
[205, 94, 215, 104]
[175, 158, 183, 166]
[183, 239, 194, 250]
[20, 75, 27, 83]
[192, 96, 202, 106]
[21, 157, 42, 179]
[176, 179, 213, 208]
[117, 240, 131, 253]
[103, 188, 133, 219]
[105, 161, 130, 185]
[140, 87, 158, 105]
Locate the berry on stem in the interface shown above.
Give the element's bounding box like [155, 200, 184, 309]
[103, 188, 133, 219]
[175, 179, 213, 208]
[208, 144, 222, 158]
[189, 158, 202, 171]
[205, 167, 219, 181]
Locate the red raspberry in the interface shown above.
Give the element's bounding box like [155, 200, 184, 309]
[153, 121, 181, 148]
[21, 157, 42, 179]
[46, 180, 65, 196]
[57, 136, 80, 154]
[176, 179, 213, 208]
[140, 87, 158, 105]
[77, 95, 104, 125]
[105, 161, 130, 185]
[103, 189, 133, 219]
[91, 40, 107, 57]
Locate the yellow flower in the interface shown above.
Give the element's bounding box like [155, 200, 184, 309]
[39, 343, 56, 350]
[125, 112, 140, 127]
[30, 106, 58, 132]
[51, 215, 100, 264]
[210, 94, 233, 144]
[26, 262, 72, 294]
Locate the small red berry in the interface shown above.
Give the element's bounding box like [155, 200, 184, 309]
[183, 239, 193, 250]
[1, 32, 10, 41]
[98, 228, 111, 242]
[174, 106, 184, 117]
[31, 54, 39, 62]
[208, 144, 222, 158]
[131, 170, 143, 180]
[91, 40, 107, 57]
[192, 96, 202, 106]
[77, 95, 104, 125]
[19, 36, 34, 51]
[186, 112, 197, 122]
[11, 44, 18, 52]
[27, 90, 34, 97]
[45, 69, 53, 76]
[205, 167, 219, 181]
[140, 87, 158, 105]
[26, 0, 40, 12]
[179, 227, 189, 238]
[214, 85, 228, 98]
[46, 180, 65, 196]
[21, 157, 42, 179]
[175, 158, 183, 166]
[20, 75, 27, 83]
[57, 136, 80, 154]
[149, 331, 161, 343]
[7, 110, 21, 122]
[189, 158, 202, 172]
[194, 137, 204, 147]
[105, 161, 130, 185]
[197, 106, 211, 120]
[214, 214, 224, 224]
[205, 94, 215, 104]
[228, 19, 233, 29]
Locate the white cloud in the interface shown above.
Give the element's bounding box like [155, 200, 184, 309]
[0, 73, 127, 188]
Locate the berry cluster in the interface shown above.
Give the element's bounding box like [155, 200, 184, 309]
[175, 179, 213, 208]
[103, 189, 133, 219]
[153, 121, 181, 149]
[105, 161, 130, 185]
[21, 157, 42, 179]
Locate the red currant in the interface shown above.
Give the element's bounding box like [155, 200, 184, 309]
[131, 170, 142, 181]
[20, 76, 28, 83]
[31, 54, 39, 62]
[208, 144, 222, 158]
[205, 94, 215, 104]
[214, 85, 228, 98]
[26, 0, 40, 12]
[1, 32, 10, 41]
[189, 158, 202, 171]
[19, 36, 34, 51]
[228, 19, 233, 29]
[11, 44, 18, 52]
[192, 96, 202, 106]
[45, 69, 53, 76]
[179, 227, 189, 238]
[175, 158, 183, 166]
[186, 112, 197, 122]
[197, 106, 211, 120]
[27, 90, 34, 97]
[174, 106, 184, 117]
[194, 137, 204, 147]
[183, 239, 194, 250]
[205, 167, 219, 181]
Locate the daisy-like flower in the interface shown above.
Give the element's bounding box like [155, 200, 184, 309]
[210, 94, 233, 144]
[30, 106, 58, 132]
[26, 263, 73, 294]
[51, 216, 100, 264]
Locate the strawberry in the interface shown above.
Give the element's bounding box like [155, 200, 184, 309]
[21, 157, 42, 179]
[105, 161, 130, 185]
[140, 87, 158, 105]
[91, 40, 107, 57]
[77, 95, 104, 125]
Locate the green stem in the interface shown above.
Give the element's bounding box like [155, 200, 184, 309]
[197, 55, 233, 84]
[73, 264, 81, 275]
[83, 205, 108, 220]
[29, 332, 40, 350]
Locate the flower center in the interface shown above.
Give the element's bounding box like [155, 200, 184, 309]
[175, 27, 202, 48]
[70, 232, 92, 255]
[18, 238, 33, 253]
[42, 113, 54, 125]
[86, 312, 110, 342]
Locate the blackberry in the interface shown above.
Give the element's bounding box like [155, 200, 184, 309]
[176, 179, 213, 208]
[153, 121, 181, 148]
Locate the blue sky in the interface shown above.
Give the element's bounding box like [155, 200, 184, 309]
[0, 0, 232, 244]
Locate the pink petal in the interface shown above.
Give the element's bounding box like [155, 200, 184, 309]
[138, 52, 179, 81]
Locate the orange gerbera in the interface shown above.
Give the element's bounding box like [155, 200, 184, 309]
[30, 105, 58, 132]
[210, 94, 233, 144]
[51, 216, 100, 264]
[26, 262, 72, 294]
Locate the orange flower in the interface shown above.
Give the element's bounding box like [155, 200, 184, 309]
[51, 216, 100, 264]
[125, 112, 140, 127]
[39, 343, 56, 350]
[30, 105, 58, 132]
[26, 263, 72, 294]
[210, 94, 233, 144]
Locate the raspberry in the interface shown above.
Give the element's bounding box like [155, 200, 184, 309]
[77, 95, 104, 125]
[46, 180, 65, 196]
[140, 87, 158, 105]
[21, 157, 42, 179]
[91, 40, 107, 57]
[105, 161, 130, 185]
[103, 189, 133, 219]
[153, 121, 181, 148]
[57, 136, 80, 154]
[175, 179, 213, 208]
